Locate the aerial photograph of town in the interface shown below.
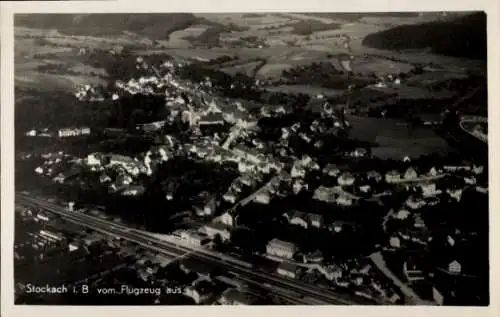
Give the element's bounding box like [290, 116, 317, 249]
[13, 12, 488, 306]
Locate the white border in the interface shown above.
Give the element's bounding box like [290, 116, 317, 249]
[1, 1, 499, 317]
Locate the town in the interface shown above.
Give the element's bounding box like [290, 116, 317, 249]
[14, 12, 488, 306]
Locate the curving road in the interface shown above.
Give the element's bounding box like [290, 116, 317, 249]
[458, 115, 487, 144]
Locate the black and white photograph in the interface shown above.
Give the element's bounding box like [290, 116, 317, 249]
[2, 2, 495, 313]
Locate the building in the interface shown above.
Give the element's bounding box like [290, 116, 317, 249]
[277, 262, 299, 279]
[36, 212, 50, 222]
[351, 148, 368, 158]
[266, 238, 297, 259]
[420, 182, 441, 197]
[394, 209, 410, 220]
[233, 145, 264, 164]
[107, 154, 137, 170]
[404, 167, 418, 180]
[389, 236, 401, 248]
[87, 153, 102, 166]
[309, 213, 324, 228]
[322, 164, 341, 177]
[254, 191, 271, 204]
[58, 127, 91, 138]
[39, 230, 65, 242]
[448, 260, 462, 274]
[317, 264, 343, 281]
[447, 188, 463, 201]
[302, 250, 324, 263]
[403, 260, 426, 283]
[202, 222, 231, 241]
[198, 113, 225, 126]
[337, 172, 355, 186]
[385, 170, 401, 183]
[288, 211, 309, 229]
[219, 288, 258, 305]
[179, 231, 210, 247]
[336, 194, 354, 206]
[222, 189, 236, 204]
[405, 196, 426, 210]
[219, 212, 235, 227]
[291, 162, 306, 178]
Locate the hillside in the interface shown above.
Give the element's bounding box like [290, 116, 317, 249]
[14, 14, 216, 40]
[361, 12, 486, 60]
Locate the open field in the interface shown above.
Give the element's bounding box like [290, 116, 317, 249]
[347, 116, 453, 159]
[266, 85, 344, 97]
[367, 85, 455, 100]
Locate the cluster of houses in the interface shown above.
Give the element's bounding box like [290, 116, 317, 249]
[263, 237, 402, 303]
[74, 85, 105, 102]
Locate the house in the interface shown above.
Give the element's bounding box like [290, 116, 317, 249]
[179, 231, 210, 247]
[337, 172, 355, 186]
[336, 194, 354, 206]
[202, 197, 218, 216]
[404, 167, 418, 180]
[394, 209, 410, 220]
[317, 264, 343, 281]
[464, 176, 477, 185]
[122, 185, 146, 196]
[403, 259, 426, 283]
[198, 112, 225, 126]
[428, 166, 441, 177]
[302, 250, 324, 263]
[233, 145, 263, 164]
[448, 260, 462, 274]
[405, 196, 426, 210]
[239, 174, 255, 187]
[99, 173, 112, 184]
[58, 127, 91, 138]
[220, 288, 258, 305]
[413, 214, 425, 229]
[309, 213, 324, 228]
[277, 262, 299, 279]
[420, 182, 441, 197]
[219, 212, 235, 227]
[385, 170, 401, 183]
[202, 222, 231, 241]
[289, 211, 309, 229]
[358, 185, 371, 194]
[389, 236, 401, 248]
[266, 238, 297, 259]
[25, 129, 37, 136]
[184, 280, 216, 304]
[292, 179, 308, 195]
[329, 220, 351, 233]
[222, 189, 236, 204]
[351, 148, 368, 158]
[39, 230, 65, 242]
[291, 162, 306, 178]
[472, 165, 484, 175]
[254, 191, 271, 204]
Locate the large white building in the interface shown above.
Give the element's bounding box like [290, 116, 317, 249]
[266, 238, 297, 259]
[58, 127, 91, 138]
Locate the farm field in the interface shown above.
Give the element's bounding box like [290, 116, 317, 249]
[266, 85, 344, 97]
[347, 116, 453, 159]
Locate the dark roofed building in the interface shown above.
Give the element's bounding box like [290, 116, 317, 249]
[198, 112, 225, 126]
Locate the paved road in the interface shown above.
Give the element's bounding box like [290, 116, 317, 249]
[17, 192, 366, 305]
[459, 116, 487, 144]
[369, 252, 433, 305]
